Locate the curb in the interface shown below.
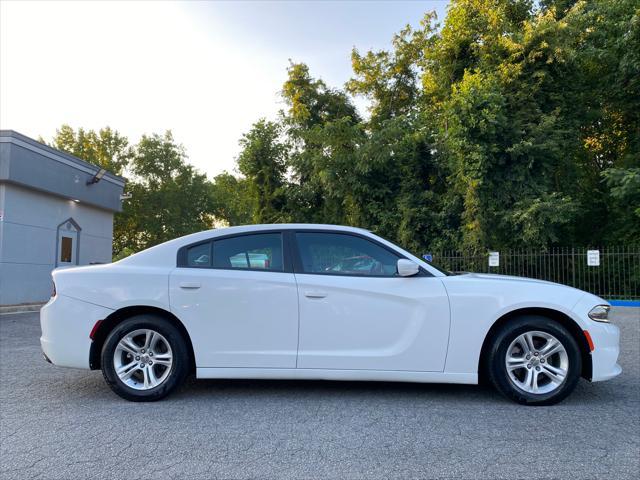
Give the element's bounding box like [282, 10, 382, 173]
[0, 303, 45, 315]
[609, 300, 640, 307]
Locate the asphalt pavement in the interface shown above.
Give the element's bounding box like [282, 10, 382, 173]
[1, 308, 638, 479]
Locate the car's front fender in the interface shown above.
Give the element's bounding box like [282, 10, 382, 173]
[441, 275, 586, 375]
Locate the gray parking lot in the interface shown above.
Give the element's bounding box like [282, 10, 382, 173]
[1, 309, 638, 479]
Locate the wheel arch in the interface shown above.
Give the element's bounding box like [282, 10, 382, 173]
[89, 305, 196, 372]
[478, 307, 592, 383]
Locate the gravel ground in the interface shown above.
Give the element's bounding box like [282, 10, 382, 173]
[0, 308, 638, 479]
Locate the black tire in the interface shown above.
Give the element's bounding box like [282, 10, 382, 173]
[101, 315, 189, 402]
[487, 315, 582, 406]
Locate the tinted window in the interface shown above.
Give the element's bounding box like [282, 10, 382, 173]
[186, 242, 211, 267]
[295, 233, 400, 277]
[213, 233, 283, 271]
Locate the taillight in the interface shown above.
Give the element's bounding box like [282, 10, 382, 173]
[51, 281, 57, 297]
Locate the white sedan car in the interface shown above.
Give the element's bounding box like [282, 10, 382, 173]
[40, 224, 621, 405]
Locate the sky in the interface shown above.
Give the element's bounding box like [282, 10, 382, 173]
[0, 0, 449, 177]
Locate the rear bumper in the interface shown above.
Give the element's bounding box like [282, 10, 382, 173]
[40, 294, 113, 369]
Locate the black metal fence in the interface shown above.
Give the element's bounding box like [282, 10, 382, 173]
[429, 246, 640, 300]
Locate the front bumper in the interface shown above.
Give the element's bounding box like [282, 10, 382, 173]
[40, 294, 114, 369]
[572, 294, 622, 382]
[588, 320, 622, 382]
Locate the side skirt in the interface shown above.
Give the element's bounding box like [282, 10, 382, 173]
[196, 368, 477, 384]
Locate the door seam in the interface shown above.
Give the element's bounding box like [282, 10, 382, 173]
[293, 272, 301, 368]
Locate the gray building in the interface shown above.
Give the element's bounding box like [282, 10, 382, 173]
[0, 130, 125, 306]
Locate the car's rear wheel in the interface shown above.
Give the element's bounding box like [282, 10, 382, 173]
[487, 315, 582, 405]
[101, 315, 189, 401]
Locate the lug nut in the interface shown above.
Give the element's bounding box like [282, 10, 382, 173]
[141, 349, 145, 354]
[149, 361, 153, 365]
[534, 352, 539, 356]
[135, 356, 140, 361]
[139, 363, 144, 368]
[149, 352, 153, 357]
[535, 366, 541, 371]
[527, 364, 532, 369]
[540, 358, 545, 363]
[526, 354, 531, 360]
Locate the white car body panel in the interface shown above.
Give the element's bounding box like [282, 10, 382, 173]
[40, 224, 621, 388]
[169, 268, 299, 368]
[40, 294, 113, 368]
[295, 274, 450, 371]
[441, 273, 586, 374]
[195, 368, 476, 384]
[53, 264, 172, 312]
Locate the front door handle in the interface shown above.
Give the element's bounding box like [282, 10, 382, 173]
[179, 282, 201, 289]
[304, 290, 327, 298]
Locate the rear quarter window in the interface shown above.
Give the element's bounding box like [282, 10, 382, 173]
[186, 242, 211, 267]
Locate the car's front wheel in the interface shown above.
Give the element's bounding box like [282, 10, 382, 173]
[101, 315, 189, 401]
[487, 315, 582, 405]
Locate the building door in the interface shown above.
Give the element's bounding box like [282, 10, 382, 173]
[57, 219, 79, 267]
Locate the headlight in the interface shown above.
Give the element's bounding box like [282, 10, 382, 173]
[588, 305, 611, 323]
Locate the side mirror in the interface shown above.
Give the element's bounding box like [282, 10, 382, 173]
[397, 259, 420, 277]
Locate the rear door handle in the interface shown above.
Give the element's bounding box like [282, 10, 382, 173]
[304, 290, 327, 298]
[179, 282, 201, 289]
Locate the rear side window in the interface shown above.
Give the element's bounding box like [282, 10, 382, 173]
[186, 242, 211, 267]
[213, 233, 283, 271]
[295, 232, 400, 277]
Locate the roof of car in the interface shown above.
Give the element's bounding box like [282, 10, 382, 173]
[210, 224, 371, 233]
[179, 224, 372, 242]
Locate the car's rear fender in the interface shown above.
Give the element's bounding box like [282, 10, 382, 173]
[88, 305, 196, 371]
[51, 264, 172, 312]
[40, 294, 114, 369]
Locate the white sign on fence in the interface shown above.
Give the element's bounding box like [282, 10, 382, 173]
[488, 251, 500, 267]
[587, 250, 600, 267]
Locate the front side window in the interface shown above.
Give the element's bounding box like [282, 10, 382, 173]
[295, 233, 400, 277]
[213, 233, 283, 271]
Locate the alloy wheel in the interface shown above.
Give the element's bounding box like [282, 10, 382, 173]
[505, 330, 569, 395]
[112, 329, 173, 390]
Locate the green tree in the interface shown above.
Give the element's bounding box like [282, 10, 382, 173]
[348, 18, 433, 126]
[210, 172, 254, 226]
[281, 62, 362, 224]
[346, 13, 458, 251]
[114, 132, 214, 256]
[49, 124, 132, 175]
[236, 119, 289, 223]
